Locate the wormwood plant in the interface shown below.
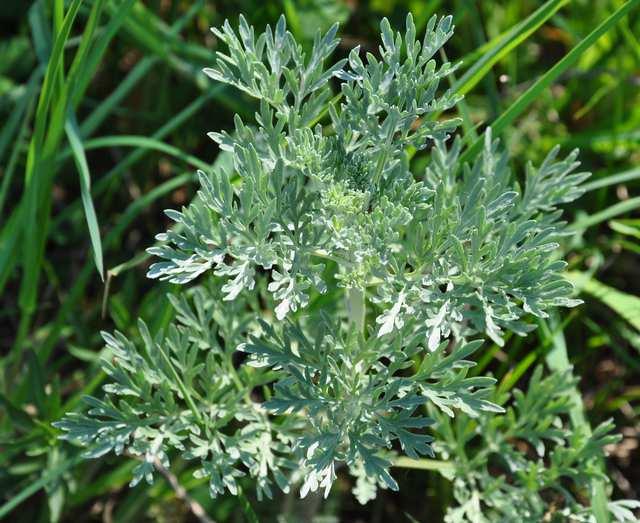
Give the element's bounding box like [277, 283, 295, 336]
[435, 367, 638, 522]
[55, 13, 633, 519]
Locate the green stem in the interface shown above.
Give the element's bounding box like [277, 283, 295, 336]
[393, 456, 455, 473]
[236, 485, 259, 523]
[155, 342, 203, 425]
[544, 313, 610, 523]
[347, 287, 366, 334]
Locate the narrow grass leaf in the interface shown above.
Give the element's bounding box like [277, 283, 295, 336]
[0, 68, 43, 218]
[582, 167, 640, 192]
[41, 172, 196, 365]
[16, 0, 83, 316]
[453, 0, 568, 96]
[460, 0, 640, 163]
[393, 456, 455, 473]
[68, 0, 136, 109]
[80, 56, 159, 137]
[65, 0, 106, 107]
[64, 111, 104, 279]
[0, 455, 83, 519]
[570, 197, 640, 231]
[58, 135, 211, 172]
[567, 271, 640, 331]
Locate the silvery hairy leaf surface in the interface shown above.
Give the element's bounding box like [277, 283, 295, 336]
[55, 12, 631, 519]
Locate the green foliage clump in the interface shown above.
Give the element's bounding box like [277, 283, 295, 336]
[438, 367, 635, 522]
[55, 12, 633, 519]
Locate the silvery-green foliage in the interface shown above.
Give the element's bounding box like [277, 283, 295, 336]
[146, 12, 586, 347]
[241, 320, 500, 495]
[436, 367, 634, 522]
[55, 283, 298, 499]
[56, 13, 603, 506]
[147, 12, 462, 316]
[374, 132, 589, 350]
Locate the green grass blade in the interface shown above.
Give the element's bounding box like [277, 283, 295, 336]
[562, 129, 640, 150]
[80, 56, 159, 137]
[57, 135, 211, 172]
[27, 0, 51, 63]
[16, 0, 83, 318]
[570, 196, 640, 231]
[0, 69, 40, 166]
[236, 485, 260, 523]
[460, 0, 640, 164]
[0, 392, 36, 432]
[39, 172, 196, 366]
[393, 456, 455, 473]
[0, 454, 83, 519]
[0, 68, 44, 218]
[68, 0, 136, 109]
[582, 167, 640, 192]
[64, 111, 104, 280]
[0, 213, 21, 292]
[79, 0, 203, 137]
[498, 351, 539, 394]
[65, 0, 106, 108]
[442, 49, 478, 144]
[52, 89, 220, 230]
[567, 271, 640, 331]
[29, 0, 82, 153]
[104, 0, 167, 57]
[609, 219, 640, 240]
[453, 0, 568, 96]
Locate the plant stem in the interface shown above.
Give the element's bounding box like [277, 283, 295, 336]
[154, 457, 215, 523]
[393, 456, 455, 473]
[347, 287, 366, 334]
[544, 312, 610, 523]
[155, 341, 203, 425]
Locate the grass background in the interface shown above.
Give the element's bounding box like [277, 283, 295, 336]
[0, 0, 639, 521]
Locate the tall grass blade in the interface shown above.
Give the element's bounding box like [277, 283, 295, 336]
[570, 196, 640, 231]
[460, 0, 640, 163]
[0, 68, 43, 218]
[68, 0, 135, 109]
[0, 455, 83, 519]
[453, 0, 568, 96]
[41, 172, 196, 365]
[64, 112, 104, 279]
[17, 0, 84, 316]
[59, 135, 210, 171]
[567, 272, 640, 331]
[582, 167, 640, 192]
[80, 56, 158, 137]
